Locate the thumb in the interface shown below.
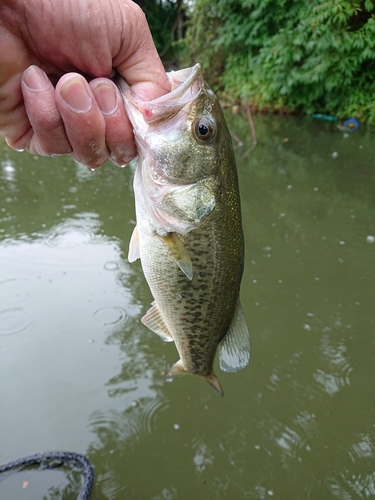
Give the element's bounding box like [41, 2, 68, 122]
[114, 2, 171, 101]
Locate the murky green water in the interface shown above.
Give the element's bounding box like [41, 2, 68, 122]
[0, 114, 374, 499]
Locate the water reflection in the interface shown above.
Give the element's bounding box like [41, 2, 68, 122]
[314, 333, 353, 396]
[349, 435, 375, 462]
[1, 115, 375, 499]
[1, 158, 16, 184]
[44, 213, 101, 248]
[192, 439, 214, 473]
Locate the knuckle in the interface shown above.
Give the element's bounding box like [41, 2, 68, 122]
[131, 2, 147, 26]
[32, 126, 72, 156]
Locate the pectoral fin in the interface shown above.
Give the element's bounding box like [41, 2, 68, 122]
[158, 232, 193, 280]
[219, 300, 250, 373]
[141, 301, 174, 342]
[128, 225, 140, 262]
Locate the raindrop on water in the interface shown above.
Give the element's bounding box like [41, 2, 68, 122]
[0, 308, 32, 335]
[0, 278, 35, 303]
[92, 306, 128, 326]
[104, 261, 120, 271]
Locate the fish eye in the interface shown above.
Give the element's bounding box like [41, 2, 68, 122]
[193, 117, 216, 142]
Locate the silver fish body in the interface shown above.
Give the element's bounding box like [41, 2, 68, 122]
[119, 65, 250, 395]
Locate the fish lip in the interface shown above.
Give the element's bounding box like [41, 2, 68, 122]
[117, 64, 203, 125]
[147, 64, 202, 105]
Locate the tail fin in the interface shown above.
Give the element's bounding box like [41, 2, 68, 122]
[199, 372, 224, 397]
[164, 360, 224, 397]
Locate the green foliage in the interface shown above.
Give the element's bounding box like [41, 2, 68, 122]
[183, 0, 375, 122]
[180, 0, 224, 81]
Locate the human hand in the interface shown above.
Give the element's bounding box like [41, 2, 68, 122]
[0, 0, 170, 167]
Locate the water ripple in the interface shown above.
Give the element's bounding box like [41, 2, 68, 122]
[330, 472, 375, 499]
[349, 434, 375, 462]
[314, 334, 353, 396]
[313, 369, 351, 396]
[89, 396, 169, 448]
[92, 306, 128, 326]
[294, 410, 317, 441]
[88, 408, 140, 446]
[0, 308, 32, 335]
[0, 278, 35, 303]
[140, 397, 169, 434]
[44, 216, 100, 248]
[104, 261, 121, 271]
[275, 426, 305, 457]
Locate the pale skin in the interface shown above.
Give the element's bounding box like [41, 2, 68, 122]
[0, 0, 171, 167]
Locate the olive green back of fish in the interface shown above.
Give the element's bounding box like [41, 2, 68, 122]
[122, 65, 250, 396]
[139, 100, 247, 390]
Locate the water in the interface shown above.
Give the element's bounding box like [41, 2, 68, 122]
[0, 114, 374, 499]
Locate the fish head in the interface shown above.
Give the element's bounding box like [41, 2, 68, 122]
[118, 65, 231, 234]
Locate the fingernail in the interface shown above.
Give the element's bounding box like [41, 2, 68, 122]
[60, 76, 92, 113]
[23, 65, 51, 92]
[93, 83, 119, 115]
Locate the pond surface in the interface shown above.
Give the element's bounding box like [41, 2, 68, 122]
[0, 113, 374, 499]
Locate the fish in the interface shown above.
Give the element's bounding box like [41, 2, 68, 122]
[118, 64, 250, 396]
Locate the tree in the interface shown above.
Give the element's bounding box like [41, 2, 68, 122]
[182, 0, 375, 122]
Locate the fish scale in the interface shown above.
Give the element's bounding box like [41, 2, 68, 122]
[118, 64, 250, 395]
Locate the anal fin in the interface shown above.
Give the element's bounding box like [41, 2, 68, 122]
[219, 300, 250, 373]
[164, 360, 224, 397]
[164, 359, 187, 381]
[141, 301, 174, 342]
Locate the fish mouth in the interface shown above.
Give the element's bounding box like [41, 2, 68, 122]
[117, 64, 203, 126]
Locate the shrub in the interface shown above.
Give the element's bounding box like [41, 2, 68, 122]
[183, 0, 375, 122]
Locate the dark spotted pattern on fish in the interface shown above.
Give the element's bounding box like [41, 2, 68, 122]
[139, 146, 243, 376]
[119, 64, 249, 393]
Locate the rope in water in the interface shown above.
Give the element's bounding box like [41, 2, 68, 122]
[0, 451, 94, 500]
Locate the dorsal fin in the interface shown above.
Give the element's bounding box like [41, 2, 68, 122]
[141, 301, 174, 342]
[219, 300, 250, 373]
[158, 233, 193, 280]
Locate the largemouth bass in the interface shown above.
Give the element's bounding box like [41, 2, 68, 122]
[118, 64, 250, 396]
